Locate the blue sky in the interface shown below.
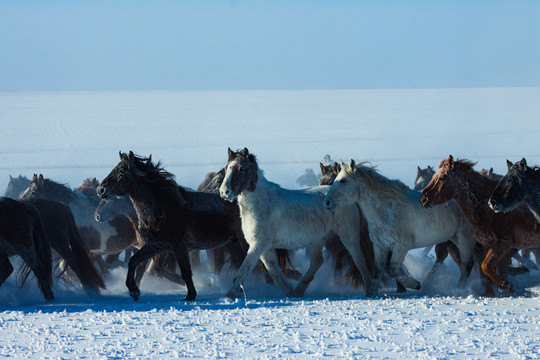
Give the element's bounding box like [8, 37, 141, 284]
[1, 0, 539, 91]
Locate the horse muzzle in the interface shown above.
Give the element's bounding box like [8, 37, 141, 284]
[323, 198, 336, 211]
[219, 188, 236, 202]
[488, 198, 502, 213]
[96, 186, 107, 199]
[420, 195, 431, 208]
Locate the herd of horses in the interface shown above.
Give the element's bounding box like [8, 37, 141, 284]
[1, 148, 540, 302]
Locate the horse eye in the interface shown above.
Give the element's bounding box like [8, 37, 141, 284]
[340, 179, 347, 184]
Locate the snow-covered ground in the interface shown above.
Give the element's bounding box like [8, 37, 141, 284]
[1, 88, 540, 358]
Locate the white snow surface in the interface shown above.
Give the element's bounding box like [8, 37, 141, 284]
[1, 88, 540, 359]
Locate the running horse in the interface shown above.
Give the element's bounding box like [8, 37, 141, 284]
[219, 148, 372, 299]
[0, 197, 54, 301]
[420, 155, 540, 296]
[489, 158, 540, 265]
[324, 160, 477, 297]
[97, 151, 249, 301]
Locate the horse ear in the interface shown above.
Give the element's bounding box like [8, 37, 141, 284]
[506, 159, 513, 170]
[227, 147, 234, 159]
[428, 165, 433, 171]
[147, 154, 152, 165]
[349, 159, 356, 170]
[520, 158, 527, 169]
[38, 174, 44, 182]
[9, 175, 12, 180]
[32, 174, 38, 181]
[332, 162, 340, 175]
[128, 151, 134, 160]
[448, 155, 454, 169]
[119, 151, 124, 160]
[320, 163, 325, 174]
[241, 147, 249, 157]
[417, 166, 421, 172]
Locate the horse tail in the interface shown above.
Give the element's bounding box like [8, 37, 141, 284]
[19, 205, 53, 291]
[63, 205, 106, 292]
[276, 249, 297, 277]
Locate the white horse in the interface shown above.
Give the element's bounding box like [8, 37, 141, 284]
[323, 160, 477, 297]
[219, 148, 373, 299]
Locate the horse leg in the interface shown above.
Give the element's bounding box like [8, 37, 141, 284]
[532, 248, 540, 266]
[189, 250, 201, 268]
[134, 259, 150, 287]
[53, 241, 96, 295]
[153, 254, 185, 286]
[173, 243, 197, 301]
[387, 246, 421, 291]
[126, 245, 161, 301]
[293, 244, 324, 298]
[339, 237, 372, 292]
[0, 255, 14, 287]
[424, 241, 449, 281]
[481, 247, 514, 294]
[258, 250, 295, 298]
[452, 228, 476, 289]
[366, 245, 388, 298]
[213, 248, 225, 273]
[225, 243, 268, 299]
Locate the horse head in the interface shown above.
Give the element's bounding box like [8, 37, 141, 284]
[97, 151, 139, 199]
[420, 155, 464, 208]
[488, 158, 529, 213]
[323, 160, 360, 210]
[219, 147, 258, 202]
[319, 162, 341, 186]
[413, 165, 435, 191]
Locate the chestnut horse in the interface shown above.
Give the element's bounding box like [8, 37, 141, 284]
[420, 155, 540, 296]
[0, 197, 54, 301]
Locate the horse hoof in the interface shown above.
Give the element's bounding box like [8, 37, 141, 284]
[129, 291, 140, 301]
[184, 296, 196, 301]
[415, 282, 422, 291]
[502, 281, 515, 293]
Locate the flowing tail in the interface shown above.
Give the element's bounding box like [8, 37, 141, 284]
[19, 205, 53, 292]
[63, 205, 106, 293]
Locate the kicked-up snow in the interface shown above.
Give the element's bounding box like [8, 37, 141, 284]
[1, 88, 540, 358]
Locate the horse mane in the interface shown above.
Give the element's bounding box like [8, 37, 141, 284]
[344, 161, 409, 200]
[128, 154, 189, 206]
[38, 177, 75, 203]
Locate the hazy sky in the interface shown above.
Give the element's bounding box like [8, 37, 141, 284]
[1, 0, 539, 92]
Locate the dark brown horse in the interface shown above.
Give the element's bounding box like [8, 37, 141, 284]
[420, 155, 540, 296]
[97, 151, 251, 301]
[20, 198, 106, 294]
[0, 197, 54, 301]
[20, 174, 138, 273]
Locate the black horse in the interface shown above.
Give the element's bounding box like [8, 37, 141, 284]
[97, 151, 249, 301]
[490, 158, 540, 222]
[489, 158, 540, 265]
[0, 197, 54, 301]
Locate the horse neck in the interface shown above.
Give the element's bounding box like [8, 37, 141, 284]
[237, 170, 269, 212]
[352, 176, 395, 223]
[127, 181, 171, 227]
[451, 169, 495, 224]
[522, 176, 540, 223]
